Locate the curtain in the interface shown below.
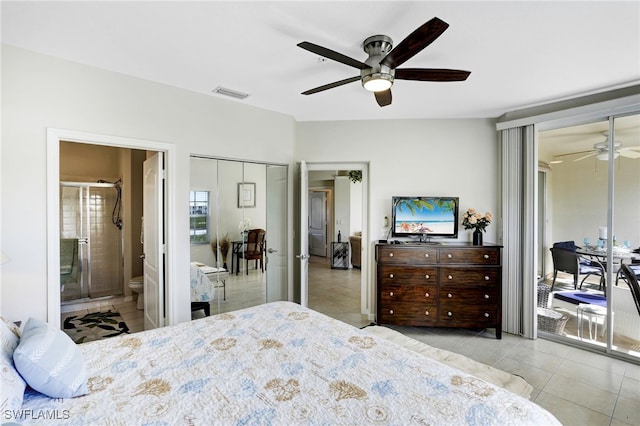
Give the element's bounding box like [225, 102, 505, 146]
[500, 125, 537, 337]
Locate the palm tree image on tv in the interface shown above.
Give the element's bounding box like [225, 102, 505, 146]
[394, 198, 456, 234]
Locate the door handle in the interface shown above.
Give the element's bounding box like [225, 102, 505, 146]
[139, 254, 146, 259]
[296, 254, 309, 260]
[267, 248, 277, 254]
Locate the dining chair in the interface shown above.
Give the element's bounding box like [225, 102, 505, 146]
[236, 228, 266, 275]
[549, 242, 604, 291]
[619, 263, 640, 316]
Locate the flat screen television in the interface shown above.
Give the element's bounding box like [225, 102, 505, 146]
[391, 196, 459, 239]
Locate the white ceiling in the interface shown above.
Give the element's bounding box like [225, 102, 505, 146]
[2, 1, 639, 123]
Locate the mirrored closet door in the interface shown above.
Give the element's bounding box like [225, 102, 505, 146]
[189, 157, 288, 316]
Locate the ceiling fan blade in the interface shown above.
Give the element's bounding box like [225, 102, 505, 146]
[374, 89, 392, 107]
[380, 17, 449, 69]
[573, 152, 597, 162]
[301, 76, 361, 95]
[619, 150, 640, 159]
[297, 42, 368, 70]
[395, 68, 471, 81]
[553, 149, 595, 159]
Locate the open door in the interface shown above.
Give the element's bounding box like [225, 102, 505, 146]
[266, 164, 288, 302]
[143, 152, 164, 330]
[299, 161, 309, 307]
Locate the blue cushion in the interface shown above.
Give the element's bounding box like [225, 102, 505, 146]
[1, 315, 26, 414]
[553, 241, 577, 251]
[13, 318, 88, 398]
[554, 291, 607, 307]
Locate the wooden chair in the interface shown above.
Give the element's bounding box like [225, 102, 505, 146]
[236, 229, 266, 275]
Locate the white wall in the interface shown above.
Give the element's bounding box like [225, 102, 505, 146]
[334, 176, 350, 242]
[350, 180, 363, 235]
[0, 46, 295, 324]
[550, 155, 640, 251]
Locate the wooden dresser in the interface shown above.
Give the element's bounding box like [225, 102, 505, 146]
[376, 243, 502, 339]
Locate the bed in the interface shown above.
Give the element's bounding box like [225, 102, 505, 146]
[7, 301, 560, 425]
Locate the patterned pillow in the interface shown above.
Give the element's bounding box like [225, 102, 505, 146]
[1, 315, 26, 414]
[13, 317, 88, 398]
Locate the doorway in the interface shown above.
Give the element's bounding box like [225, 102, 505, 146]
[302, 164, 370, 328]
[46, 128, 175, 330]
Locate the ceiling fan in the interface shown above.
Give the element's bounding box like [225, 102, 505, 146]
[552, 134, 640, 163]
[297, 17, 471, 107]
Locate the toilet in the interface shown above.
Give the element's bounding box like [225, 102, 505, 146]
[129, 276, 144, 310]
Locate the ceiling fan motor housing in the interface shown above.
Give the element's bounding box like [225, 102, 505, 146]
[361, 35, 395, 91]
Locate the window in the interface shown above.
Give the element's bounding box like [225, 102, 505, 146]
[189, 191, 209, 244]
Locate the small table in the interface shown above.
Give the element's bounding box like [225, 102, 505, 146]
[577, 303, 611, 341]
[576, 246, 639, 295]
[331, 242, 349, 269]
[191, 262, 229, 300]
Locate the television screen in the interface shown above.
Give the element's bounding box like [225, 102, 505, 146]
[392, 196, 459, 238]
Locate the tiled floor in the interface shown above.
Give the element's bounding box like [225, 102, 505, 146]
[62, 257, 639, 425]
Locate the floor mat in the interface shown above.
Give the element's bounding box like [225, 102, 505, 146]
[62, 310, 129, 344]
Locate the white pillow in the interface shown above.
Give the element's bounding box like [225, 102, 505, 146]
[13, 317, 88, 398]
[1, 315, 26, 413]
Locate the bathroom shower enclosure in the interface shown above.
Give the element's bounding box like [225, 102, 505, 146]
[60, 181, 124, 302]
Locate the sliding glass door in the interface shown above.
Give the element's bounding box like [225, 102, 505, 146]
[538, 112, 640, 360]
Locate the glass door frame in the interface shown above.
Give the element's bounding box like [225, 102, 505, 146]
[537, 110, 640, 361]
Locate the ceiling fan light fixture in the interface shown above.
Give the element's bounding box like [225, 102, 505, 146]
[362, 73, 393, 92]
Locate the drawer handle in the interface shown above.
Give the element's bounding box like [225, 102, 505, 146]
[484, 294, 489, 299]
[448, 275, 453, 280]
[389, 309, 394, 315]
[447, 293, 452, 298]
[389, 273, 394, 279]
[389, 253, 394, 257]
[484, 276, 490, 281]
[389, 291, 394, 297]
[425, 292, 430, 298]
[425, 311, 430, 316]
[484, 313, 490, 318]
[424, 274, 430, 280]
[447, 312, 452, 317]
[447, 254, 453, 259]
[484, 254, 489, 259]
[425, 253, 430, 258]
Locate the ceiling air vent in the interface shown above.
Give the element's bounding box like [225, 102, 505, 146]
[212, 86, 249, 100]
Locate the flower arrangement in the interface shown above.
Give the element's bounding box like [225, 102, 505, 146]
[461, 208, 492, 233]
[238, 218, 252, 233]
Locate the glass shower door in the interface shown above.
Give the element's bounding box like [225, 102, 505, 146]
[60, 186, 85, 300]
[60, 183, 123, 301]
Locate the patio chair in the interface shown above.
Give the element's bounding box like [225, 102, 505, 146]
[550, 241, 604, 291]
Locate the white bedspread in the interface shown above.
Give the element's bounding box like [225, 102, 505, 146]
[19, 302, 560, 425]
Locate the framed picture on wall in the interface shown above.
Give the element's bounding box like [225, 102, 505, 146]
[237, 182, 256, 208]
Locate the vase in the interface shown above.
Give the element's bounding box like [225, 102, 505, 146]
[472, 229, 483, 246]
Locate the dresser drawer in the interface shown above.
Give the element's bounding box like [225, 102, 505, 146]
[377, 246, 438, 264]
[438, 248, 500, 265]
[439, 267, 499, 286]
[378, 266, 437, 285]
[438, 304, 498, 326]
[379, 284, 438, 303]
[438, 286, 498, 307]
[377, 302, 438, 326]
